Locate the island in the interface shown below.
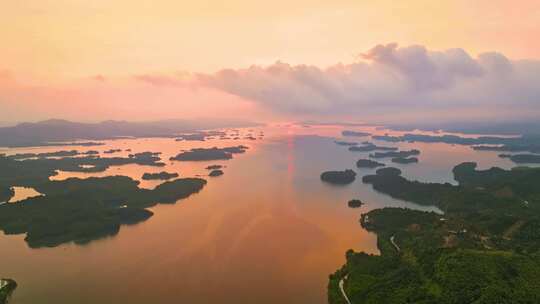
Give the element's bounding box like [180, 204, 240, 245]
[0, 279, 17, 304]
[9, 150, 81, 160]
[328, 163, 540, 303]
[391, 156, 419, 164]
[104, 149, 122, 154]
[342, 130, 370, 137]
[141, 171, 179, 180]
[170, 146, 248, 161]
[176, 133, 207, 141]
[369, 149, 420, 159]
[320, 170, 357, 185]
[205, 165, 223, 170]
[209, 169, 224, 177]
[474, 144, 540, 154]
[373, 133, 540, 154]
[0, 153, 207, 247]
[506, 154, 540, 164]
[334, 141, 358, 146]
[347, 199, 363, 208]
[348, 142, 398, 152]
[356, 159, 385, 168]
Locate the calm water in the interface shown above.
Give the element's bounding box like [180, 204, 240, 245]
[0, 124, 526, 304]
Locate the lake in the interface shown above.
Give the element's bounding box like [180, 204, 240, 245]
[0, 124, 525, 304]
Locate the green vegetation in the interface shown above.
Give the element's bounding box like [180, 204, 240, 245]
[176, 130, 228, 141]
[335, 141, 358, 146]
[170, 146, 248, 161]
[0, 152, 165, 189]
[0, 153, 206, 248]
[391, 157, 419, 164]
[209, 169, 224, 177]
[474, 144, 540, 153]
[506, 154, 540, 164]
[369, 149, 420, 159]
[342, 131, 370, 137]
[348, 199, 363, 208]
[349, 143, 398, 152]
[205, 165, 223, 170]
[0, 176, 206, 248]
[373, 133, 540, 154]
[141, 171, 179, 180]
[321, 170, 357, 185]
[329, 163, 540, 303]
[356, 159, 385, 169]
[0, 279, 17, 304]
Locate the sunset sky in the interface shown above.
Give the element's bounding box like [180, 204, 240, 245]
[1, 1, 539, 123]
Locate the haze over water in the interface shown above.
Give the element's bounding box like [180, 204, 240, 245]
[0, 124, 526, 304]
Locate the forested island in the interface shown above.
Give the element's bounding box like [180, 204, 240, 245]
[356, 159, 385, 168]
[205, 165, 223, 170]
[0, 279, 17, 304]
[504, 154, 540, 164]
[321, 170, 357, 185]
[0, 153, 206, 248]
[347, 199, 363, 208]
[170, 146, 248, 161]
[342, 130, 370, 137]
[329, 163, 540, 303]
[348, 142, 398, 152]
[209, 169, 224, 177]
[335, 141, 358, 146]
[369, 149, 420, 159]
[391, 156, 419, 164]
[142, 171, 179, 180]
[373, 133, 540, 154]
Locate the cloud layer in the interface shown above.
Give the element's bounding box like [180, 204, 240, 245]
[3, 43, 539, 124]
[141, 43, 539, 122]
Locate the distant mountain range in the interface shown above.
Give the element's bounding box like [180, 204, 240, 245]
[0, 119, 260, 147]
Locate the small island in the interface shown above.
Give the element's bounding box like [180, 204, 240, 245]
[391, 156, 419, 164]
[348, 142, 398, 152]
[170, 146, 248, 161]
[104, 149, 122, 154]
[507, 154, 540, 164]
[342, 130, 370, 137]
[0, 278, 17, 304]
[176, 133, 206, 141]
[373, 167, 402, 177]
[205, 165, 223, 170]
[356, 159, 385, 168]
[209, 169, 224, 177]
[347, 199, 363, 208]
[369, 149, 420, 159]
[141, 171, 179, 180]
[320, 169, 357, 185]
[334, 141, 358, 146]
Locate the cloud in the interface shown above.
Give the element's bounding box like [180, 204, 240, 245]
[187, 43, 540, 122]
[2, 43, 539, 124]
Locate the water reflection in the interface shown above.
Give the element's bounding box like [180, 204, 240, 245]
[0, 124, 527, 304]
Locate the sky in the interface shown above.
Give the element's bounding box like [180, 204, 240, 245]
[1, 0, 539, 123]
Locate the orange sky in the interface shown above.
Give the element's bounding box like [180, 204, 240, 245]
[2, 0, 539, 80]
[1, 1, 539, 122]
